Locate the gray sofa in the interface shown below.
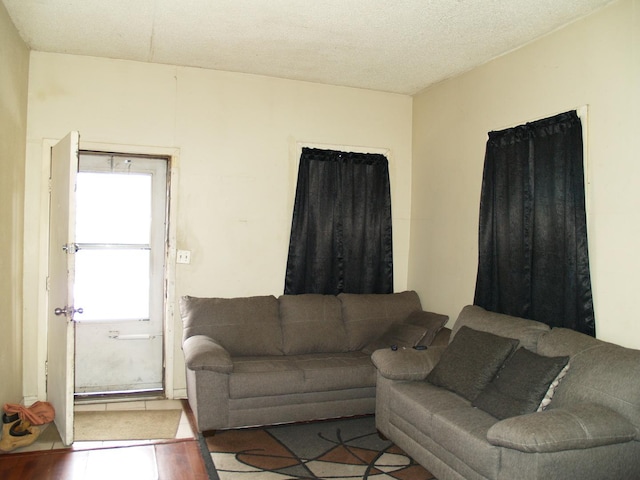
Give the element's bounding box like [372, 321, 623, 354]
[180, 290, 448, 433]
[373, 305, 640, 480]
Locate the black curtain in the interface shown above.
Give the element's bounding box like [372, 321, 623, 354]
[284, 148, 393, 295]
[474, 111, 595, 336]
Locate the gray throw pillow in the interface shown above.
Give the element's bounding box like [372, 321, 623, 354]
[426, 326, 519, 401]
[472, 347, 569, 419]
[362, 323, 427, 354]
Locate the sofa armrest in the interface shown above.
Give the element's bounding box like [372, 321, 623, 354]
[487, 403, 638, 453]
[183, 335, 233, 373]
[371, 346, 445, 381]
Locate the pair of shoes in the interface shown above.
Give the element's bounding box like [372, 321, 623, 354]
[0, 413, 42, 452]
[1, 412, 19, 439]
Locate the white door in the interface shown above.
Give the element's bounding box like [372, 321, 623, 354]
[73, 153, 168, 395]
[47, 131, 80, 446]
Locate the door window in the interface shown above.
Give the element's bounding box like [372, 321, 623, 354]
[74, 170, 153, 321]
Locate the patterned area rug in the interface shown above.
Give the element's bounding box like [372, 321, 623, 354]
[203, 416, 435, 479]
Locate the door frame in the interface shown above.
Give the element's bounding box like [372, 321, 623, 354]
[74, 152, 169, 395]
[37, 139, 181, 403]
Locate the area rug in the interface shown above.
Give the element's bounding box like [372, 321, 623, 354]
[74, 409, 183, 441]
[202, 416, 435, 479]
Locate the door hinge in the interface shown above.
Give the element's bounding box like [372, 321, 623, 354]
[45, 361, 48, 378]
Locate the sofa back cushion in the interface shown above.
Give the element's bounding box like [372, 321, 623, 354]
[180, 295, 282, 356]
[451, 305, 550, 352]
[278, 294, 348, 354]
[339, 291, 422, 351]
[537, 327, 640, 435]
[405, 310, 449, 347]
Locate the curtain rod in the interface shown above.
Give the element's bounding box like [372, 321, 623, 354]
[296, 141, 390, 156]
[492, 104, 589, 132]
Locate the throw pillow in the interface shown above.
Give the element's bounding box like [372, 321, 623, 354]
[537, 362, 570, 411]
[426, 326, 519, 401]
[404, 310, 448, 346]
[472, 347, 570, 419]
[362, 323, 427, 354]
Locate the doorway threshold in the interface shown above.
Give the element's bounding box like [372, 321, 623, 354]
[74, 388, 164, 405]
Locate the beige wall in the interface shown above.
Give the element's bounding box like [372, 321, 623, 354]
[0, 3, 29, 406]
[23, 53, 413, 399]
[410, 0, 640, 348]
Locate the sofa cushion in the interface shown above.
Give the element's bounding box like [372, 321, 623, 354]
[230, 356, 305, 398]
[180, 295, 282, 356]
[429, 406, 502, 479]
[388, 383, 477, 468]
[487, 403, 638, 452]
[405, 310, 449, 346]
[452, 305, 550, 351]
[536, 325, 601, 358]
[279, 294, 348, 354]
[472, 347, 569, 419]
[229, 353, 375, 398]
[362, 323, 427, 354]
[292, 352, 376, 392]
[339, 291, 422, 351]
[390, 381, 471, 437]
[426, 326, 519, 401]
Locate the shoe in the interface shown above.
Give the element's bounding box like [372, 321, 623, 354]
[0, 419, 42, 452]
[1, 412, 20, 440]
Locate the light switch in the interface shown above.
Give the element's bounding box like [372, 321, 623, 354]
[177, 250, 191, 264]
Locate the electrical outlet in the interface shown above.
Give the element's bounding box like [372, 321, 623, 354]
[177, 250, 191, 264]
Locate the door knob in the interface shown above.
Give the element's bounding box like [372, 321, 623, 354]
[54, 306, 84, 316]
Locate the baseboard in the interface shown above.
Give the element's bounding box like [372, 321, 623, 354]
[171, 388, 187, 399]
[21, 391, 188, 407]
[22, 396, 40, 406]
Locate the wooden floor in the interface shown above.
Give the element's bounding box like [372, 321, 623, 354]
[0, 438, 209, 480]
[0, 399, 210, 479]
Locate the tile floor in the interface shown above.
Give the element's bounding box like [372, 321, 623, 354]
[6, 399, 194, 454]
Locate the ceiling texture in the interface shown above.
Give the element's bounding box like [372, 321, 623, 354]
[2, 0, 615, 95]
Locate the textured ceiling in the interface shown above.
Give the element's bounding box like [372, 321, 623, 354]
[2, 0, 615, 94]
